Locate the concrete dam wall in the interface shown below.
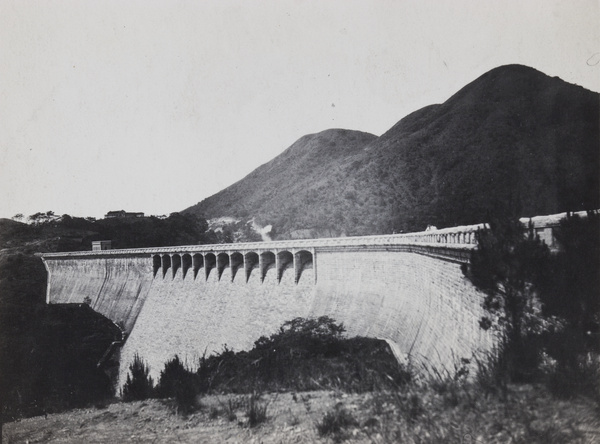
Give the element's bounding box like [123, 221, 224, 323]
[42, 219, 510, 387]
[41, 212, 583, 386]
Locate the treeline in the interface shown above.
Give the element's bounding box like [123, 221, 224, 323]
[2, 211, 241, 252]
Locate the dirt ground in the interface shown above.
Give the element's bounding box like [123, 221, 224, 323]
[3, 388, 600, 443]
[4, 392, 362, 444]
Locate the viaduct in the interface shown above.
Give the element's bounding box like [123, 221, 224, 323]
[38, 212, 570, 387]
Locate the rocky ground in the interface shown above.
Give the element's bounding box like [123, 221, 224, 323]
[3, 385, 600, 444]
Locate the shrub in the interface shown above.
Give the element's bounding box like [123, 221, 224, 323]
[194, 317, 410, 394]
[540, 214, 600, 382]
[121, 354, 154, 402]
[426, 357, 472, 407]
[541, 212, 600, 337]
[245, 392, 268, 427]
[224, 398, 239, 421]
[256, 315, 347, 358]
[474, 347, 509, 399]
[316, 403, 359, 442]
[155, 355, 202, 414]
[173, 373, 200, 415]
[545, 353, 600, 402]
[398, 392, 424, 423]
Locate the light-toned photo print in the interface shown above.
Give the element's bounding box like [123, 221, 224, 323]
[1, 1, 598, 442]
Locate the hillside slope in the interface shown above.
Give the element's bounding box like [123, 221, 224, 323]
[184, 65, 599, 238]
[187, 129, 377, 237]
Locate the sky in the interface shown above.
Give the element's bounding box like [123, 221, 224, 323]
[1, 0, 598, 220]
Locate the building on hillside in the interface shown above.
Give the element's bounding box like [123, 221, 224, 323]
[104, 210, 145, 219]
[92, 240, 112, 251]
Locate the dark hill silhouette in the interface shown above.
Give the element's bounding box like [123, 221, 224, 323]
[184, 65, 599, 238]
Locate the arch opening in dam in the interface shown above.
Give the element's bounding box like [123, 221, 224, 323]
[260, 251, 276, 282]
[277, 250, 294, 283]
[230, 252, 244, 282]
[172, 254, 181, 279]
[245, 252, 259, 282]
[205, 253, 216, 280]
[161, 254, 171, 278]
[193, 253, 203, 279]
[217, 252, 229, 281]
[182, 254, 192, 279]
[152, 254, 161, 277]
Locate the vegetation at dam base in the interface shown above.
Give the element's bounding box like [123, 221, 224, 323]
[121, 317, 411, 411]
[75, 311, 597, 442]
[3, 385, 598, 443]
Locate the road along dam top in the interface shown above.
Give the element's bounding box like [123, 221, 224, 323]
[38, 212, 576, 387]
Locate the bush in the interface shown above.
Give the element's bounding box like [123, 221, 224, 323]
[155, 355, 201, 414]
[426, 357, 473, 407]
[194, 317, 411, 393]
[156, 355, 192, 398]
[245, 392, 268, 427]
[464, 212, 600, 397]
[121, 354, 154, 402]
[474, 347, 509, 399]
[463, 216, 552, 381]
[545, 353, 600, 402]
[254, 316, 346, 359]
[316, 403, 358, 442]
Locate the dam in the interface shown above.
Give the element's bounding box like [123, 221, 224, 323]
[38, 213, 569, 387]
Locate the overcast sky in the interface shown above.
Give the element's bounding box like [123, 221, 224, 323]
[1, 0, 598, 220]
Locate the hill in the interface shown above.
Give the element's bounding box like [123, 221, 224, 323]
[186, 129, 378, 238]
[184, 65, 599, 238]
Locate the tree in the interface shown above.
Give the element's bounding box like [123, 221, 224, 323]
[253, 316, 347, 360]
[537, 212, 600, 377]
[462, 216, 552, 380]
[27, 211, 59, 226]
[541, 212, 599, 337]
[121, 354, 154, 401]
[12, 213, 24, 221]
[27, 212, 45, 225]
[155, 355, 200, 414]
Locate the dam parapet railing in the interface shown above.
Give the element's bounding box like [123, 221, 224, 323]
[37, 210, 590, 258]
[37, 210, 589, 259]
[37, 211, 592, 284]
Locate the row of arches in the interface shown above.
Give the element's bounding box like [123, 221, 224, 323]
[152, 250, 314, 284]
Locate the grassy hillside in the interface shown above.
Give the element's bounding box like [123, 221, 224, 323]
[185, 129, 378, 238]
[184, 65, 599, 238]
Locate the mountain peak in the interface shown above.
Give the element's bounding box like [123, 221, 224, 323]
[184, 65, 599, 239]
